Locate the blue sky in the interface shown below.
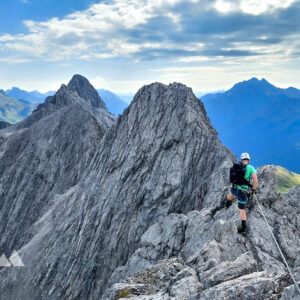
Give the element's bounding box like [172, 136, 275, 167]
[0, 1, 99, 35]
[0, 0, 300, 93]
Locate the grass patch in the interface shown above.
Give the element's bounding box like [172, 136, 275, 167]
[277, 166, 300, 193]
[116, 288, 131, 299]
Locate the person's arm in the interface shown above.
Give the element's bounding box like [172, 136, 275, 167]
[251, 173, 258, 190]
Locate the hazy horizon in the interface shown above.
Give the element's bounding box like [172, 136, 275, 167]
[2, 76, 299, 97]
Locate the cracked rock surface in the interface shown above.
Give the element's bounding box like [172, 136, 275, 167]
[0, 76, 299, 300]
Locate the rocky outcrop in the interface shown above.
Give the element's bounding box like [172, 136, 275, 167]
[12, 75, 114, 131]
[0, 76, 299, 300]
[0, 120, 11, 129]
[0, 75, 115, 256]
[67, 74, 107, 110]
[104, 166, 300, 299]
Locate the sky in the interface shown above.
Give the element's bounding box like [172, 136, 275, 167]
[0, 0, 299, 93]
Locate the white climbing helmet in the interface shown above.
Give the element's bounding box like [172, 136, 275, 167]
[240, 152, 250, 160]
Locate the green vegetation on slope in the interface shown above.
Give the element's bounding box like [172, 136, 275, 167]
[276, 166, 300, 193]
[0, 94, 37, 123]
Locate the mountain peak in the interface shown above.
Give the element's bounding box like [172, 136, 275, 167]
[67, 74, 107, 110]
[8, 87, 20, 91]
[127, 81, 215, 138]
[0, 89, 6, 96]
[14, 75, 115, 130]
[230, 77, 276, 93]
[248, 77, 260, 83]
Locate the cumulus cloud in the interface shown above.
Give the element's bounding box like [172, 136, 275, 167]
[0, 0, 299, 63]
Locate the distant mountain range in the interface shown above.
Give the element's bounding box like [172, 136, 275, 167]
[2, 78, 299, 173]
[2, 86, 129, 118]
[0, 90, 38, 123]
[5, 87, 56, 103]
[97, 89, 128, 116]
[201, 77, 300, 173]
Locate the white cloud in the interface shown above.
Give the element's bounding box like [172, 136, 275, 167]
[214, 0, 298, 14]
[0, 0, 299, 96]
[0, 0, 186, 61]
[240, 0, 297, 15]
[0, 0, 298, 62]
[6, 0, 296, 61]
[91, 75, 153, 93]
[214, 0, 240, 14]
[0, 57, 32, 63]
[91, 76, 112, 90]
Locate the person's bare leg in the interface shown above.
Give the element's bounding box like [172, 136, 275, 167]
[227, 193, 234, 200]
[239, 209, 247, 221]
[225, 193, 234, 208]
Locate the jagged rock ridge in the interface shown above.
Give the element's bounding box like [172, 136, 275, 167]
[0, 75, 115, 255]
[0, 76, 299, 300]
[104, 166, 300, 299]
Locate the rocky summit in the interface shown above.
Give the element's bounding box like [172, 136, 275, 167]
[0, 75, 299, 300]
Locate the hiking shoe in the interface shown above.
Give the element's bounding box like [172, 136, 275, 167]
[237, 224, 247, 236]
[225, 199, 233, 209]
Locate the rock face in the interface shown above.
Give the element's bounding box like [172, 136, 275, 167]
[0, 76, 299, 300]
[13, 75, 114, 131]
[104, 166, 300, 300]
[67, 74, 107, 110]
[0, 74, 115, 256]
[0, 120, 11, 129]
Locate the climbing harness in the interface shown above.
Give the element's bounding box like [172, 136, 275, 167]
[254, 194, 300, 296]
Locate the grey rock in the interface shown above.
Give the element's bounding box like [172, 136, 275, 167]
[198, 251, 257, 289]
[103, 257, 185, 299]
[191, 271, 291, 300]
[169, 275, 203, 299]
[281, 283, 300, 300]
[103, 165, 299, 299]
[68, 74, 107, 110]
[11, 75, 114, 130]
[0, 120, 11, 129]
[0, 75, 115, 256]
[0, 76, 299, 300]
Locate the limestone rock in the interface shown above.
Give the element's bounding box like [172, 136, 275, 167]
[0, 75, 115, 256]
[0, 76, 299, 300]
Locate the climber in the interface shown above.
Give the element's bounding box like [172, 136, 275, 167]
[225, 153, 258, 236]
